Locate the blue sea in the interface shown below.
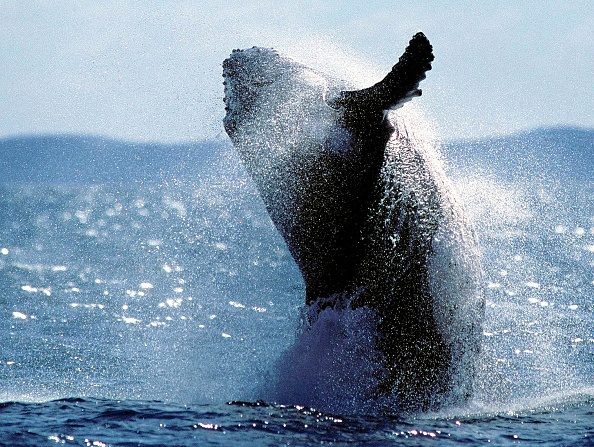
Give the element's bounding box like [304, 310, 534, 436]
[1, 129, 592, 446]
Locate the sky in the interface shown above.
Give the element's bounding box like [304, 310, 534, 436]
[1, 1, 593, 142]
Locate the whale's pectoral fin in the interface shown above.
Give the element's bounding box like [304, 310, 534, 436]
[328, 32, 434, 112]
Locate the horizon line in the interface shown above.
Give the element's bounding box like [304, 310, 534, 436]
[0, 124, 592, 147]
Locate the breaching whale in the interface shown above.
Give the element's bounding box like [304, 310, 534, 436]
[223, 33, 484, 412]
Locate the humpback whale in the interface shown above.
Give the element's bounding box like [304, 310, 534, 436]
[223, 33, 484, 412]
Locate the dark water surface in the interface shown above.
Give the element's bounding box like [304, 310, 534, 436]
[1, 396, 592, 446]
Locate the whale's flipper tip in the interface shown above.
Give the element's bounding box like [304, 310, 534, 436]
[404, 32, 434, 74]
[329, 32, 434, 113]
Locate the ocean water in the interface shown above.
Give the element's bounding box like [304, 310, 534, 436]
[1, 133, 593, 446]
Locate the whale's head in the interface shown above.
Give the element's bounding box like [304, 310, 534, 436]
[223, 47, 342, 152]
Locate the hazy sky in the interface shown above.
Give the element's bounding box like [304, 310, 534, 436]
[2, 1, 592, 142]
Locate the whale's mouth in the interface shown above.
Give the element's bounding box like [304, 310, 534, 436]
[222, 50, 251, 136]
[222, 48, 291, 137]
[223, 48, 340, 138]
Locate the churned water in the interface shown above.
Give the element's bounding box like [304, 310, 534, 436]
[0, 130, 593, 445]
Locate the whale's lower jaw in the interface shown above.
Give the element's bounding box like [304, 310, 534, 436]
[223, 47, 318, 139]
[222, 49, 256, 137]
